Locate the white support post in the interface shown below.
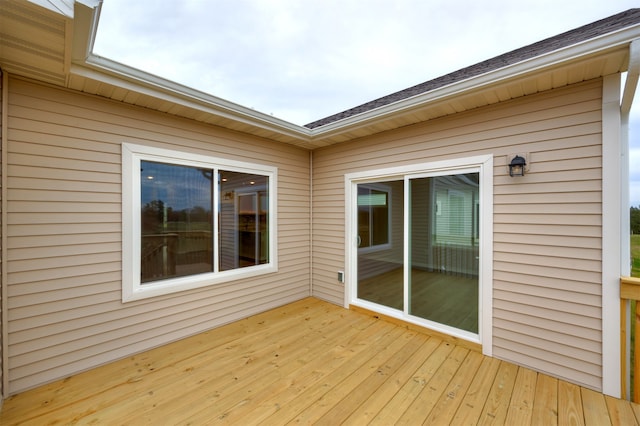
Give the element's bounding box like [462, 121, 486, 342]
[602, 74, 622, 398]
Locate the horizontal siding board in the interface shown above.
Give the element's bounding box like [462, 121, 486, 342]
[8, 223, 121, 238]
[494, 270, 601, 295]
[496, 328, 600, 366]
[494, 281, 601, 307]
[493, 252, 601, 272]
[494, 261, 601, 284]
[494, 242, 601, 261]
[494, 299, 601, 330]
[493, 202, 601, 215]
[493, 233, 600, 249]
[493, 306, 601, 342]
[493, 223, 601, 238]
[8, 189, 122, 203]
[493, 213, 601, 226]
[9, 177, 120, 193]
[493, 318, 600, 353]
[8, 241, 121, 262]
[8, 166, 120, 184]
[493, 289, 600, 318]
[494, 191, 602, 205]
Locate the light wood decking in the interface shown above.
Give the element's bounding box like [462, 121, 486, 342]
[1, 297, 638, 425]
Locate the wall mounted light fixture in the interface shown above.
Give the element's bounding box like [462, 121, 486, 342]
[509, 155, 527, 177]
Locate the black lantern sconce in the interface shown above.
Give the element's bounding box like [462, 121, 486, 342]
[509, 155, 527, 177]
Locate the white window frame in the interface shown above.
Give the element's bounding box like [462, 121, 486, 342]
[345, 154, 493, 355]
[122, 143, 278, 302]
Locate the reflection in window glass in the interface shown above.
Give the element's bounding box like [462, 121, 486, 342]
[357, 186, 389, 248]
[140, 161, 213, 283]
[219, 171, 269, 270]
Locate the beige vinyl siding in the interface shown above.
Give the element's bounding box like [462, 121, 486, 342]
[5, 76, 311, 394]
[311, 78, 604, 390]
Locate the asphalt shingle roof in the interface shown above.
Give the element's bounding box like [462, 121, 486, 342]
[305, 8, 640, 129]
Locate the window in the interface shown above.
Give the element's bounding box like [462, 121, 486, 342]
[122, 143, 277, 301]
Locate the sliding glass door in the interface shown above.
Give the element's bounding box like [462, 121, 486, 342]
[350, 159, 489, 342]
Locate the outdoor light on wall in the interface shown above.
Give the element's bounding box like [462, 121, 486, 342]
[508, 155, 527, 177]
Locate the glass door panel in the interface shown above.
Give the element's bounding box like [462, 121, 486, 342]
[357, 180, 404, 310]
[409, 173, 479, 333]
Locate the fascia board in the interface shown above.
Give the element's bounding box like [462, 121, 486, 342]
[309, 23, 640, 138]
[69, 0, 313, 142]
[74, 55, 313, 140]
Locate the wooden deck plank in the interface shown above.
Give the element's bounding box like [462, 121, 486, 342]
[504, 366, 538, 425]
[2, 297, 640, 425]
[605, 395, 640, 426]
[532, 373, 559, 425]
[558, 380, 585, 426]
[632, 400, 640, 423]
[582, 387, 612, 426]
[477, 361, 518, 425]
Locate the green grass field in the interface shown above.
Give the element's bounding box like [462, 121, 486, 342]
[633, 234, 640, 277]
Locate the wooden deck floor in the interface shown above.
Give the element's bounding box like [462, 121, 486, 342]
[1, 297, 639, 425]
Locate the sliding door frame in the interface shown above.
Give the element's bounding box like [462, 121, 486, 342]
[344, 155, 493, 355]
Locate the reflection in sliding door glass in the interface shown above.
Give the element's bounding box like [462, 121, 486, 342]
[357, 180, 404, 310]
[409, 173, 479, 333]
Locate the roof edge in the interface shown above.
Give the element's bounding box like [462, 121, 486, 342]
[306, 8, 640, 131]
[307, 20, 640, 137]
[78, 55, 313, 139]
[68, 1, 313, 142]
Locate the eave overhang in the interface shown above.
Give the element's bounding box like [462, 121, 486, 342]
[1, 0, 640, 150]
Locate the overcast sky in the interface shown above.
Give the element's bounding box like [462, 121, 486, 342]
[92, 0, 640, 206]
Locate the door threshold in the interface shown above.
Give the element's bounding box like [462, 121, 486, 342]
[349, 304, 482, 353]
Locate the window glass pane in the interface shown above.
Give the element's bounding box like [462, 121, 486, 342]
[219, 170, 269, 270]
[140, 161, 213, 283]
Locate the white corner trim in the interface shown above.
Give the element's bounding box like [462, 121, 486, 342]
[601, 74, 622, 398]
